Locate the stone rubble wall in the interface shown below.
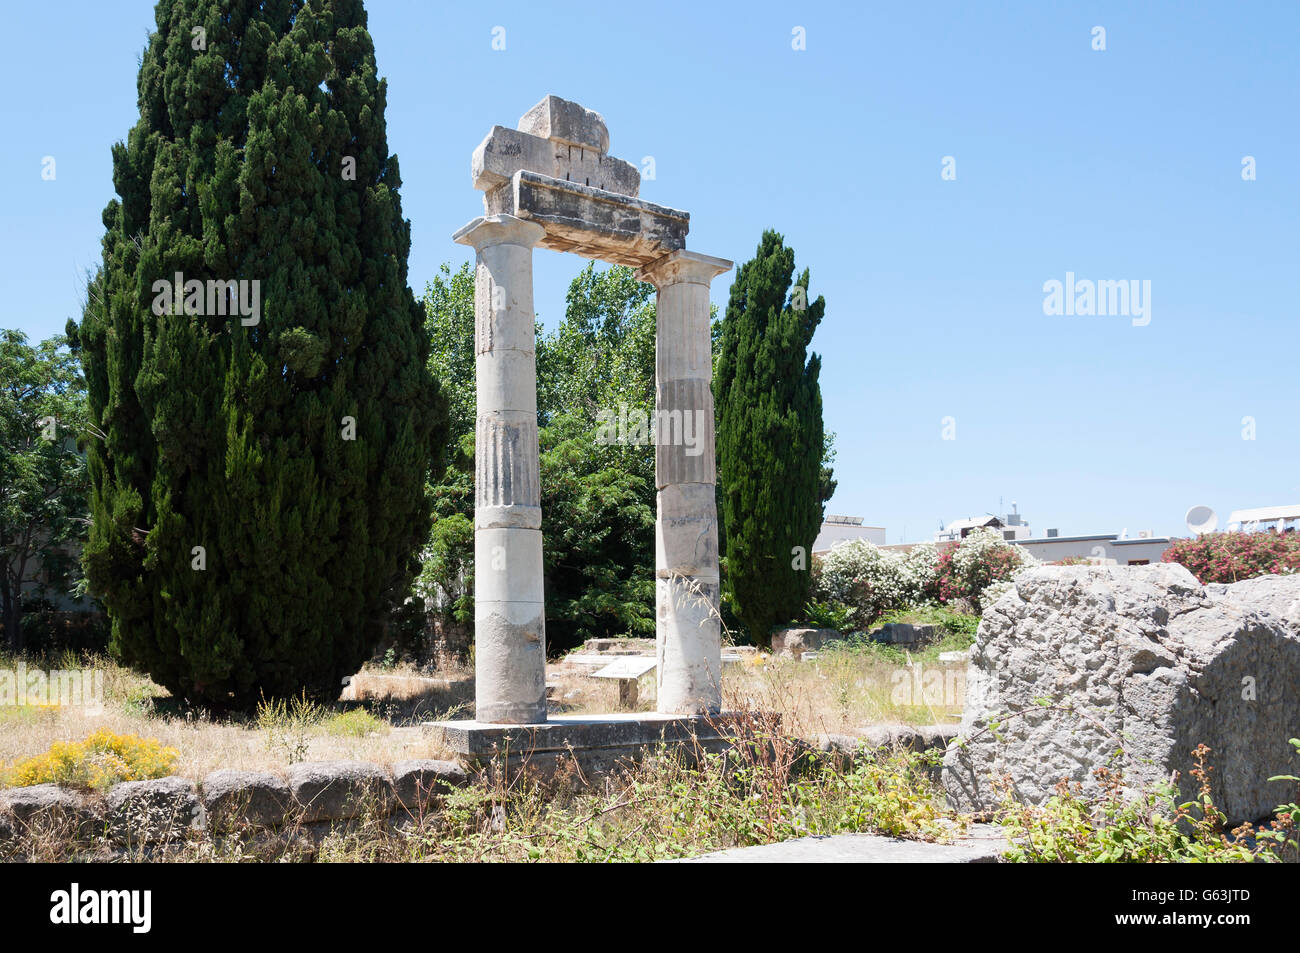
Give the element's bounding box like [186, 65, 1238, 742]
[0, 759, 468, 849]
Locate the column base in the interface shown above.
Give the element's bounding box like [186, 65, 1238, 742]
[426, 712, 747, 782]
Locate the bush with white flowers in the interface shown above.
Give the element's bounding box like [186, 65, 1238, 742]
[810, 529, 1036, 626]
[898, 541, 940, 604]
[814, 539, 908, 625]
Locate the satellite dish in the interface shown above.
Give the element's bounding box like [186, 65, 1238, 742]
[1185, 505, 1217, 535]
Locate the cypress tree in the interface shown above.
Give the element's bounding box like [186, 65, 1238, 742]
[715, 231, 826, 648]
[73, 0, 446, 708]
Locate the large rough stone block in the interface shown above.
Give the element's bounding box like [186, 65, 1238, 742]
[942, 564, 1300, 824]
[106, 777, 203, 844]
[771, 627, 840, 659]
[472, 125, 639, 196]
[869, 622, 940, 646]
[1208, 573, 1300, 631]
[0, 784, 86, 828]
[392, 760, 469, 812]
[288, 761, 393, 823]
[201, 770, 292, 829]
[517, 95, 610, 152]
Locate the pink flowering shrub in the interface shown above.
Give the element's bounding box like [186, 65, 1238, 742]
[1163, 531, 1300, 584]
[935, 528, 1035, 610]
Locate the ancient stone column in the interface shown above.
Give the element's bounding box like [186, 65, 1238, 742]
[453, 214, 548, 725]
[635, 251, 733, 715]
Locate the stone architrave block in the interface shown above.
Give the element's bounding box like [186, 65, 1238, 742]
[488, 171, 688, 267]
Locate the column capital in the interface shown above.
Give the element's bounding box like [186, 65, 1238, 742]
[635, 250, 733, 288]
[453, 213, 546, 251]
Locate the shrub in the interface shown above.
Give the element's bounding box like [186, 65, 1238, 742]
[323, 708, 388, 738]
[1000, 744, 1298, 863]
[4, 730, 177, 791]
[802, 599, 858, 632]
[1163, 531, 1300, 584]
[936, 528, 1036, 611]
[898, 542, 941, 604]
[814, 541, 908, 625]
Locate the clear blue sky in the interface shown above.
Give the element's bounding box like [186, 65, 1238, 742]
[3, 1, 1297, 541]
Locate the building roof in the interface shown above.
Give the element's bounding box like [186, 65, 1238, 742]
[1012, 534, 1171, 546]
[944, 516, 1002, 532]
[1227, 505, 1300, 525]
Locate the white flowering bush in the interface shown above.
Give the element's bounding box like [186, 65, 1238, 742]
[811, 530, 1036, 625]
[898, 541, 940, 604]
[814, 540, 908, 625]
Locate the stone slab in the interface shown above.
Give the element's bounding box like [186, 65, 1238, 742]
[674, 824, 1009, 863]
[428, 712, 740, 758]
[591, 657, 658, 680]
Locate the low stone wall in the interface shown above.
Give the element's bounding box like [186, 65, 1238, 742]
[867, 622, 940, 647]
[0, 759, 467, 851]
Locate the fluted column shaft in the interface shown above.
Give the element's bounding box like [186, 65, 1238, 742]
[453, 214, 548, 724]
[635, 250, 733, 715]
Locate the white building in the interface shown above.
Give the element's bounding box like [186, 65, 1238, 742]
[813, 515, 887, 554]
[1226, 505, 1300, 534]
[1011, 532, 1172, 566]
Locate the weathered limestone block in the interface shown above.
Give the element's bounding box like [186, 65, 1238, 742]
[771, 627, 840, 659]
[869, 622, 940, 646]
[287, 761, 393, 823]
[392, 760, 469, 812]
[518, 95, 610, 152]
[201, 770, 292, 829]
[656, 577, 722, 714]
[490, 171, 689, 267]
[942, 564, 1300, 824]
[656, 483, 719, 578]
[0, 783, 87, 828]
[1209, 573, 1300, 631]
[472, 125, 639, 196]
[474, 599, 548, 724]
[106, 776, 203, 844]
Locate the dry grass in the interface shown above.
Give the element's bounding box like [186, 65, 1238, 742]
[1, 643, 960, 788]
[0, 652, 457, 784]
[549, 647, 964, 735]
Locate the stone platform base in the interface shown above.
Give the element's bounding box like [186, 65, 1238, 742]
[426, 712, 742, 781]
